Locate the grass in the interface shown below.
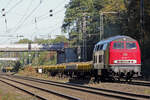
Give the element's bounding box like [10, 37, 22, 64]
[144, 90, 150, 95]
[0, 89, 37, 100]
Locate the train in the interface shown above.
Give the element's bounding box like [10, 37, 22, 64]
[93, 35, 141, 81]
[37, 35, 141, 81]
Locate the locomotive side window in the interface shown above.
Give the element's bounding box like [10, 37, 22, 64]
[113, 42, 124, 49]
[95, 56, 97, 63]
[100, 45, 103, 50]
[93, 56, 95, 63]
[95, 45, 104, 51]
[126, 42, 137, 49]
[97, 45, 103, 50]
[99, 55, 102, 63]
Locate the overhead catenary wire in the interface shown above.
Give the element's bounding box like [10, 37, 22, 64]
[14, 0, 34, 33]
[0, 0, 23, 33]
[0, 0, 68, 44]
[6, 0, 23, 14]
[2, 14, 63, 35]
[5, 7, 66, 33]
[36, 0, 67, 19]
[0, 0, 23, 19]
[2, 0, 66, 32]
[53, 0, 67, 10]
[4, 0, 13, 9]
[35, 8, 65, 24]
[13, 0, 43, 33]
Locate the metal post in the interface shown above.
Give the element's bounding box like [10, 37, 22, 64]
[36, 51, 38, 67]
[140, 0, 144, 44]
[82, 13, 87, 61]
[5, 18, 7, 32]
[100, 13, 104, 40]
[140, 0, 144, 67]
[22, 52, 24, 67]
[99, 12, 118, 40]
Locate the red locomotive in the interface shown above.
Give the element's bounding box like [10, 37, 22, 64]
[93, 35, 141, 80]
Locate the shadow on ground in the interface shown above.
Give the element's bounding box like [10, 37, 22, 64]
[68, 78, 92, 85]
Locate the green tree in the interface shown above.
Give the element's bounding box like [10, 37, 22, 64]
[51, 35, 68, 43]
[17, 38, 33, 44]
[15, 35, 68, 66]
[62, 0, 128, 60]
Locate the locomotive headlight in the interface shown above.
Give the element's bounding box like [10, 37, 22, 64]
[114, 60, 118, 63]
[130, 60, 137, 64]
[132, 60, 137, 64]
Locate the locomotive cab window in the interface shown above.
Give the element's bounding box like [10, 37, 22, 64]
[93, 56, 96, 63]
[126, 42, 137, 49]
[99, 45, 103, 50]
[113, 42, 124, 49]
[94, 46, 98, 51]
[95, 44, 104, 51]
[99, 55, 102, 63]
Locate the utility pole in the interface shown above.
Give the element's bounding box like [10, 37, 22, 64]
[99, 12, 118, 40]
[140, 0, 144, 44]
[82, 13, 87, 61]
[140, 0, 144, 67]
[77, 18, 82, 62]
[100, 13, 104, 40]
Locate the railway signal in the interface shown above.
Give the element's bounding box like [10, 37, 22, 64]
[49, 9, 53, 17]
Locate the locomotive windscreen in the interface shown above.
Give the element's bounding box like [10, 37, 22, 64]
[126, 42, 137, 49]
[113, 42, 124, 49]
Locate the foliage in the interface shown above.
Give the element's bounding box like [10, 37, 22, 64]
[62, 0, 150, 77]
[15, 36, 68, 67]
[33, 35, 69, 44]
[62, 0, 128, 60]
[125, 0, 150, 76]
[0, 35, 68, 70]
[17, 38, 33, 43]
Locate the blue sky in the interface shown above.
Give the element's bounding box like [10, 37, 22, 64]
[0, 0, 69, 44]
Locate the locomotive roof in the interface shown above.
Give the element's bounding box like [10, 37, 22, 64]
[96, 35, 135, 46]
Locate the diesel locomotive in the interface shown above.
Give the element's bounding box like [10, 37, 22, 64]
[93, 35, 141, 80]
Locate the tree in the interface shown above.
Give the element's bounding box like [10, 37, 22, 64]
[17, 38, 33, 44]
[51, 35, 69, 43]
[62, 0, 128, 60]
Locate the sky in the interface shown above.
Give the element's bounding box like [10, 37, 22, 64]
[0, 0, 69, 44]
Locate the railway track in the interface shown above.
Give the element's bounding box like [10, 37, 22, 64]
[0, 75, 80, 100]
[127, 80, 150, 87]
[114, 79, 150, 87]
[1, 73, 150, 100]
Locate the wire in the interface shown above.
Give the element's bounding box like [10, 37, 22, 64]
[1, 0, 67, 41]
[34, 8, 65, 24]
[0, 0, 23, 19]
[14, 0, 33, 32]
[53, 8, 66, 15]
[6, 0, 23, 14]
[13, 0, 43, 33]
[5, 0, 13, 9]
[14, 0, 66, 32]
[11, 7, 66, 30]
[36, 0, 67, 19]
[53, 0, 67, 10]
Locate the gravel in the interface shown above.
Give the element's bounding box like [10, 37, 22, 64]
[0, 81, 38, 100]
